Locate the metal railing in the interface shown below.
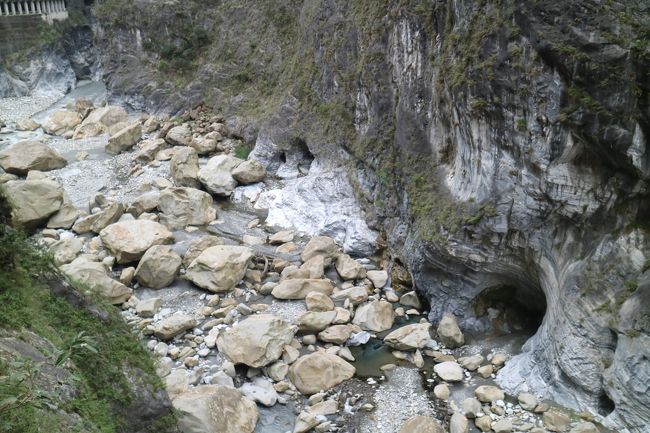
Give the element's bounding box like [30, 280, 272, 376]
[0, 0, 67, 16]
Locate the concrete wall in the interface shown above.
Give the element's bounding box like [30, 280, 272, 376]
[0, 14, 43, 55]
[0, 1, 68, 55]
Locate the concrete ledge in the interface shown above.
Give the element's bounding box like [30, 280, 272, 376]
[0, 15, 44, 54]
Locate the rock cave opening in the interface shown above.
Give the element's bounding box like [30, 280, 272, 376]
[471, 283, 547, 337]
[598, 392, 616, 417]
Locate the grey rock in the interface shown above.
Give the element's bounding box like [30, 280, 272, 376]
[0, 140, 66, 175]
[134, 245, 181, 289]
[170, 146, 200, 188]
[198, 154, 242, 196]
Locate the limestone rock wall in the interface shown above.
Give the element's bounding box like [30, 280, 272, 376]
[0, 1, 96, 98]
[91, 1, 649, 431]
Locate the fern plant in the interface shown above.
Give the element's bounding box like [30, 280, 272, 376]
[55, 331, 99, 367]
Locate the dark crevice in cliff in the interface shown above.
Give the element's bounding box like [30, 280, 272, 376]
[598, 392, 616, 417]
[471, 283, 547, 336]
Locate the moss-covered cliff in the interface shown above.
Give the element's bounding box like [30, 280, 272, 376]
[92, 1, 649, 431]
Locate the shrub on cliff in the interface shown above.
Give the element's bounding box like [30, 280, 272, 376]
[0, 193, 177, 433]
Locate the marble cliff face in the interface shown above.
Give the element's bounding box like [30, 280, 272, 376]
[3, 1, 646, 431]
[95, 2, 649, 430]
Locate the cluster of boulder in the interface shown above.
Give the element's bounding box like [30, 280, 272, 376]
[0, 100, 604, 433]
[127, 233, 437, 433]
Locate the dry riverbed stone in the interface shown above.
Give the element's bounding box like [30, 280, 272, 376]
[216, 314, 294, 368]
[271, 279, 334, 300]
[3, 179, 64, 228]
[352, 300, 394, 332]
[474, 385, 505, 403]
[301, 236, 339, 263]
[437, 313, 465, 348]
[398, 416, 445, 433]
[0, 140, 67, 175]
[153, 314, 197, 340]
[384, 322, 431, 350]
[61, 256, 132, 304]
[288, 352, 356, 395]
[172, 385, 259, 433]
[135, 245, 182, 289]
[100, 220, 174, 263]
[185, 245, 253, 292]
[433, 361, 464, 382]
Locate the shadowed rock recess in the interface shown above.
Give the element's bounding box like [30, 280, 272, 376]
[1, 0, 648, 432]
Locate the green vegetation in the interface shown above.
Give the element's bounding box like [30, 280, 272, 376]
[516, 118, 528, 132]
[91, 0, 644, 250]
[234, 143, 253, 159]
[0, 195, 174, 433]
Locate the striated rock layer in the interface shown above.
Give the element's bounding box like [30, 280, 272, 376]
[92, 1, 649, 431]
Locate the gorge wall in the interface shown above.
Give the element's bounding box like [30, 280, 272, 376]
[25, 0, 649, 431]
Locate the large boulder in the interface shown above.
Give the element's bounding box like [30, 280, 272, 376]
[542, 410, 571, 432]
[437, 313, 465, 348]
[0, 140, 67, 175]
[170, 147, 200, 188]
[190, 134, 219, 155]
[297, 311, 337, 332]
[108, 121, 130, 136]
[239, 377, 278, 407]
[15, 118, 40, 131]
[288, 352, 355, 395]
[126, 191, 160, 216]
[366, 270, 388, 288]
[474, 385, 505, 403]
[72, 202, 124, 234]
[142, 116, 160, 133]
[158, 187, 216, 229]
[165, 124, 192, 146]
[231, 159, 266, 184]
[450, 413, 469, 433]
[100, 220, 175, 263]
[352, 300, 394, 332]
[198, 155, 243, 196]
[42, 110, 82, 135]
[135, 245, 182, 289]
[105, 122, 142, 155]
[47, 201, 81, 229]
[335, 254, 366, 280]
[173, 385, 259, 433]
[433, 361, 464, 382]
[216, 315, 294, 368]
[135, 138, 167, 164]
[61, 256, 132, 304]
[301, 236, 339, 262]
[384, 323, 431, 350]
[398, 416, 445, 433]
[49, 236, 83, 265]
[74, 98, 94, 118]
[271, 279, 334, 300]
[81, 105, 128, 129]
[331, 286, 369, 305]
[72, 122, 106, 139]
[182, 235, 224, 267]
[2, 179, 63, 228]
[185, 245, 253, 292]
[305, 291, 335, 312]
[318, 324, 354, 344]
[153, 314, 197, 340]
